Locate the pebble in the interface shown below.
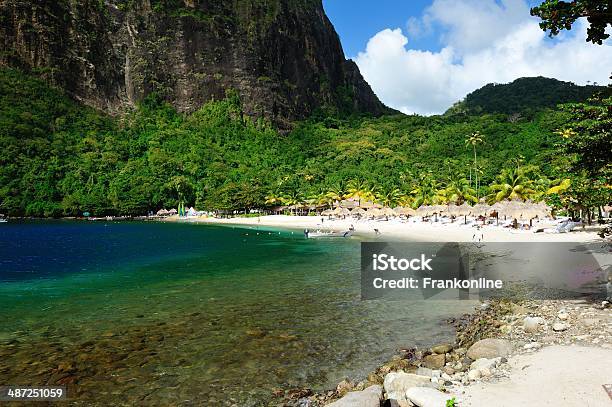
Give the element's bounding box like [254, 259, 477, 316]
[552, 322, 569, 332]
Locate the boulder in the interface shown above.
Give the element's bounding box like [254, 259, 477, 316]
[327, 385, 382, 407]
[383, 372, 431, 402]
[431, 343, 452, 354]
[523, 316, 544, 333]
[422, 354, 445, 369]
[405, 387, 450, 407]
[415, 367, 433, 377]
[469, 357, 500, 378]
[466, 338, 512, 360]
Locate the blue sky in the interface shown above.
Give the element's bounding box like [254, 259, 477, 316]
[323, 0, 543, 58]
[323, 0, 436, 57]
[322, 0, 612, 115]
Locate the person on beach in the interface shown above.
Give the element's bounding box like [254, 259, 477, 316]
[374, 228, 381, 235]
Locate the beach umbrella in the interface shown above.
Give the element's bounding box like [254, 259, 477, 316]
[357, 201, 376, 209]
[431, 205, 446, 214]
[445, 203, 458, 216]
[321, 209, 334, 216]
[334, 207, 350, 216]
[454, 202, 471, 216]
[351, 207, 366, 216]
[379, 207, 396, 217]
[168, 208, 178, 215]
[394, 207, 416, 216]
[416, 205, 434, 216]
[471, 203, 490, 216]
[156, 209, 169, 216]
[367, 208, 383, 218]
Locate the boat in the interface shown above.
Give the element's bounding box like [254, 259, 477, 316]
[304, 229, 353, 238]
[0, 219, 7, 223]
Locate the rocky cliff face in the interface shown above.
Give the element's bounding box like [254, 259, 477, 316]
[0, 0, 387, 125]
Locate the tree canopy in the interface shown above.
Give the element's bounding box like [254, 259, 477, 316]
[530, 0, 612, 44]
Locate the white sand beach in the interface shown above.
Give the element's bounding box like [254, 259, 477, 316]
[169, 215, 602, 243]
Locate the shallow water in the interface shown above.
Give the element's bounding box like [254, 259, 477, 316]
[0, 221, 474, 405]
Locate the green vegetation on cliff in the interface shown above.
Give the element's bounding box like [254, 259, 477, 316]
[0, 68, 609, 217]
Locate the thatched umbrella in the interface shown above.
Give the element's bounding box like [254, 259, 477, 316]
[379, 207, 396, 217]
[445, 203, 457, 215]
[168, 208, 178, 215]
[351, 207, 366, 216]
[359, 201, 379, 209]
[431, 205, 446, 214]
[368, 208, 383, 218]
[471, 203, 490, 216]
[321, 209, 334, 216]
[156, 209, 169, 216]
[416, 205, 434, 217]
[334, 207, 350, 216]
[394, 207, 416, 216]
[456, 202, 472, 216]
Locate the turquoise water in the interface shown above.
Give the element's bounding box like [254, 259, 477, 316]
[0, 221, 474, 405]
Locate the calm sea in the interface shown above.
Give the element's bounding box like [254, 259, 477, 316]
[0, 221, 474, 405]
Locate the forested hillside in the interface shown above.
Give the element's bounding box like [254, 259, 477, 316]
[446, 77, 603, 116]
[4, 67, 606, 217]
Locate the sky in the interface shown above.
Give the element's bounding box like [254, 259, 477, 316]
[323, 0, 612, 115]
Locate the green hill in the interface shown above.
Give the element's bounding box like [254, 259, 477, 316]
[446, 77, 604, 116]
[1, 67, 579, 217]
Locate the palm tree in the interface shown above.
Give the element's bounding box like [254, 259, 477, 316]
[264, 193, 284, 207]
[347, 178, 374, 206]
[309, 189, 333, 209]
[465, 132, 484, 198]
[281, 191, 304, 215]
[443, 177, 477, 204]
[411, 173, 439, 208]
[325, 183, 347, 206]
[376, 187, 403, 208]
[488, 167, 536, 202]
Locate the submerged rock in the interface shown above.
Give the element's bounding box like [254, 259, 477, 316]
[431, 343, 452, 354]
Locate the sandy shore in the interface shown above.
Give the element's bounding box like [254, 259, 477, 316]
[168, 214, 602, 243]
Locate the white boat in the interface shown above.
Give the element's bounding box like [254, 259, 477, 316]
[0, 219, 7, 223]
[305, 229, 353, 238]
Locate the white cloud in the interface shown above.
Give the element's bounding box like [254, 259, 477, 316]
[354, 0, 612, 115]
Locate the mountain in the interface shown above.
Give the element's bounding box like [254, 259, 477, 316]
[446, 77, 605, 116]
[0, 0, 387, 127]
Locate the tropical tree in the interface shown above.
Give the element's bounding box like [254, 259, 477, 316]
[488, 167, 536, 202]
[281, 190, 304, 214]
[264, 192, 284, 207]
[347, 178, 375, 206]
[376, 187, 403, 208]
[443, 177, 477, 204]
[465, 132, 485, 198]
[325, 183, 348, 206]
[531, 0, 611, 44]
[411, 173, 440, 208]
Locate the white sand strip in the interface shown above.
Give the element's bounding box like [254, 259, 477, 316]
[462, 345, 612, 406]
[170, 215, 601, 243]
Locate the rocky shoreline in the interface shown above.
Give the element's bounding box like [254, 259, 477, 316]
[276, 297, 611, 407]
